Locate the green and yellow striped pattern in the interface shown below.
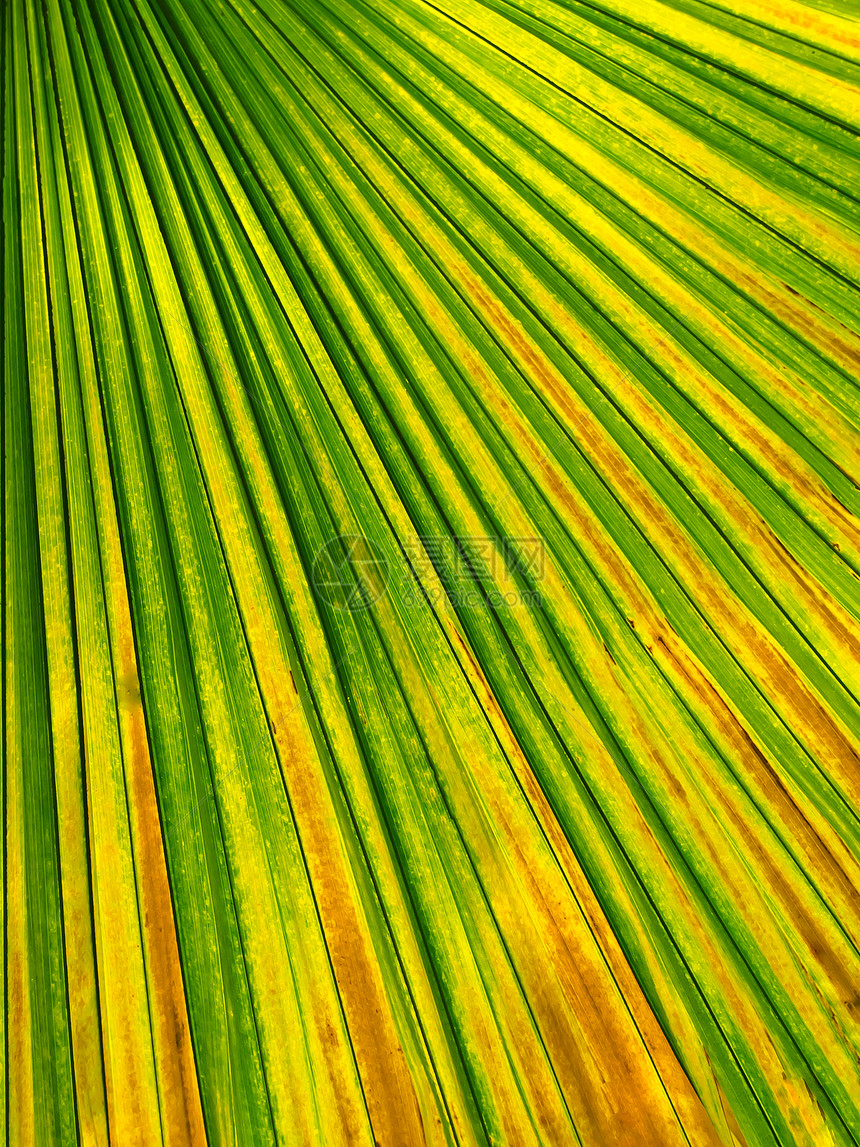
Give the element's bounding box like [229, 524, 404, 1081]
[4, 0, 860, 1142]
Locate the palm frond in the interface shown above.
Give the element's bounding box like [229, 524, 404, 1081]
[4, 0, 860, 1142]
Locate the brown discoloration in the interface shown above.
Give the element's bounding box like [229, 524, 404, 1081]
[199, 519, 423, 1143]
[746, 276, 860, 379]
[459, 274, 860, 802]
[109, 587, 207, 1146]
[658, 643, 860, 946]
[414, 290, 860, 1114]
[446, 627, 726, 1145]
[261, 663, 428, 1147]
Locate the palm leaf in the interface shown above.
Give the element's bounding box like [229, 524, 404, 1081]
[4, 0, 860, 1142]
